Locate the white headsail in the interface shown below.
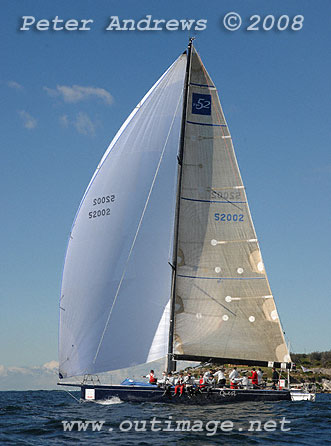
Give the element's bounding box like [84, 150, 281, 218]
[59, 55, 186, 378]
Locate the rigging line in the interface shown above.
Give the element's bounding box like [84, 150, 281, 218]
[92, 88, 184, 365]
[54, 368, 84, 404]
[210, 188, 243, 211]
[64, 388, 84, 404]
[193, 283, 236, 316]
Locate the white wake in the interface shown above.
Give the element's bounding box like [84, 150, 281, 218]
[92, 397, 123, 405]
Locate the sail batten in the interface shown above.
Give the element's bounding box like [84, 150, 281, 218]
[173, 354, 291, 369]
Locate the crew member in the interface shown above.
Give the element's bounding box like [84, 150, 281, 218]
[213, 368, 226, 387]
[157, 371, 167, 388]
[142, 369, 157, 384]
[162, 372, 174, 396]
[203, 369, 212, 380]
[174, 373, 185, 396]
[184, 372, 195, 396]
[229, 367, 239, 389]
[257, 368, 263, 386]
[272, 368, 279, 390]
[199, 373, 206, 390]
[250, 368, 259, 388]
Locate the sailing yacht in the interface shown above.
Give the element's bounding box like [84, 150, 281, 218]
[58, 39, 315, 403]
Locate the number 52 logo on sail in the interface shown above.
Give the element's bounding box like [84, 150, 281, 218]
[192, 93, 212, 115]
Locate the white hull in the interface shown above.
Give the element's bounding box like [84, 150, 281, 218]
[290, 390, 316, 402]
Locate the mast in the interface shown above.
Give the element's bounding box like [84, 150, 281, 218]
[167, 38, 194, 373]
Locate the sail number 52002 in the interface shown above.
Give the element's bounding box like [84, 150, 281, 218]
[92, 195, 115, 205]
[214, 213, 244, 222]
[88, 195, 115, 219]
[89, 209, 110, 218]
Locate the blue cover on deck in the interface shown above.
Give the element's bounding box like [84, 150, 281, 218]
[120, 378, 157, 387]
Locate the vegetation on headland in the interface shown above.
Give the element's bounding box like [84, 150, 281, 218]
[290, 350, 331, 368]
[288, 351, 331, 391]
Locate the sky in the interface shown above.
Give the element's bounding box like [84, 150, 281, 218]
[0, 0, 330, 390]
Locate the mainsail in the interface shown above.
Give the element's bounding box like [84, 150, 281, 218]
[172, 46, 290, 366]
[59, 55, 186, 378]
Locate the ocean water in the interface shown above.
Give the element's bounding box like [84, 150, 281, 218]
[0, 391, 330, 445]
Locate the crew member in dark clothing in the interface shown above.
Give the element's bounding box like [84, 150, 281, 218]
[272, 368, 279, 390]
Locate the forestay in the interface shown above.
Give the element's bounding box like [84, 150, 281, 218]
[173, 48, 290, 365]
[59, 54, 186, 378]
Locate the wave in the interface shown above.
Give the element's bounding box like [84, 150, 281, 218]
[92, 397, 123, 405]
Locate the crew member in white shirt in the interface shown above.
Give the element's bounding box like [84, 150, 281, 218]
[229, 367, 240, 389]
[241, 373, 250, 389]
[162, 372, 174, 396]
[213, 368, 226, 387]
[257, 368, 263, 387]
[157, 371, 167, 388]
[184, 372, 195, 396]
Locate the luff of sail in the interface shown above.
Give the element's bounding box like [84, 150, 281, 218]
[172, 47, 291, 366]
[59, 55, 186, 378]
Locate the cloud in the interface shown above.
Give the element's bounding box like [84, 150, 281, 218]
[43, 360, 59, 371]
[8, 366, 34, 375]
[0, 358, 196, 390]
[74, 112, 96, 135]
[0, 361, 59, 390]
[44, 85, 113, 105]
[59, 112, 98, 135]
[18, 110, 37, 129]
[7, 80, 23, 90]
